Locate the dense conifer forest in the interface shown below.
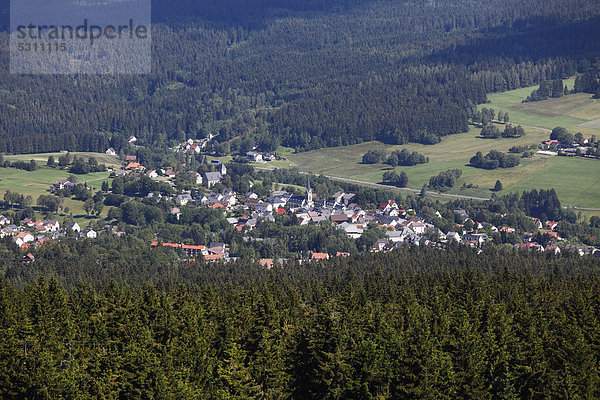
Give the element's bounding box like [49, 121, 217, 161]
[2, 1, 600, 396]
[1, 247, 599, 398]
[1, 0, 599, 153]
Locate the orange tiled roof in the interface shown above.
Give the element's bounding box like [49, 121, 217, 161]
[312, 252, 329, 259]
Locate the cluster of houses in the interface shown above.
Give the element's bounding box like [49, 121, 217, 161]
[0, 215, 98, 256]
[51, 179, 77, 191]
[105, 136, 139, 156]
[153, 179, 503, 260]
[141, 175, 600, 262]
[245, 151, 276, 162]
[174, 136, 216, 155]
[112, 158, 229, 189]
[171, 131, 281, 164]
[538, 138, 598, 158]
[17, 148, 600, 265]
[150, 241, 229, 262]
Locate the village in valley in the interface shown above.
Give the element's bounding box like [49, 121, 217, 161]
[2, 133, 599, 265]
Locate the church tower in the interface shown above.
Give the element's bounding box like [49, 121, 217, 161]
[306, 176, 313, 207]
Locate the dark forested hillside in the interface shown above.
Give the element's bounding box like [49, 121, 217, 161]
[1, 247, 599, 398]
[1, 0, 599, 153]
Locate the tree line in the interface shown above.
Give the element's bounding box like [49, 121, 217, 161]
[0, 1, 599, 154]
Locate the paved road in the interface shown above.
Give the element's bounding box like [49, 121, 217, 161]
[255, 166, 491, 202]
[84, 176, 108, 183]
[521, 125, 552, 133]
[491, 120, 552, 133]
[562, 206, 600, 211]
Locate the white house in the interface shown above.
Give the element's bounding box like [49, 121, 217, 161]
[70, 222, 81, 233]
[339, 222, 364, 239]
[82, 229, 97, 239]
[188, 171, 203, 185]
[268, 196, 288, 208]
[255, 203, 273, 213]
[176, 194, 193, 206]
[204, 172, 222, 188]
[246, 152, 263, 162]
[170, 207, 181, 220]
[188, 144, 201, 154]
[14, 232, 34, 246]
[222, 195, 237, 207]
[0, 215, 10, 226]
[446, 231, 461, 243]
[409, 221, 425, 234]
[105, 148, 117, 156]
[128, 135, 137, 143]
[43, 220, 60, 232]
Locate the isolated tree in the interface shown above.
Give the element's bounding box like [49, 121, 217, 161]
[481, 124, 501, 138]
[84, 198, 94, 216]
[398, 171, 409, 188]
[101, 181, 109, 192]
[497, 110, 504, 122]
[47, 155, 55, 167]
[59, 153, 71, 168]
[386, 152, 399, 167]
[18, 195, 33, 208]
[22, 207, 35, 220]
[4, 190, 18, 206]
[58, 196, 65, 213]
[383, 171, 400, 185]
[37, 194, 59, 212]
[362, 150, 386, 164]
[93, 200, 104, 216]
[503, 112, 509, 123]
[472, 110, 482, 125]
[493, 180, 503, 191]
[112, 178, 124, 195]
[464, 219, 474, 231]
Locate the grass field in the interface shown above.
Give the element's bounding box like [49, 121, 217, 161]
[266, 82, 600, 211]
[273, 126, 547, 180]
[505, 157, 600, 209]
[569, 101, 600, 120]
[0, 166, 113, 225]
[577, 118, 600, 130]
[3, 152, 122, 168]
[482, 78, 600, 137]
[515, 94, 594, 117]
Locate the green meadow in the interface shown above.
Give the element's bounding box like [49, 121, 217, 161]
[268, 81, 600, 210]
[482, 77, 600, 137]
[3, 152, 121, 168]
[0, 165, 113, 225]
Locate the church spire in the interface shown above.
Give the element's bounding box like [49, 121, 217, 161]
[306, 176, 313, 207]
